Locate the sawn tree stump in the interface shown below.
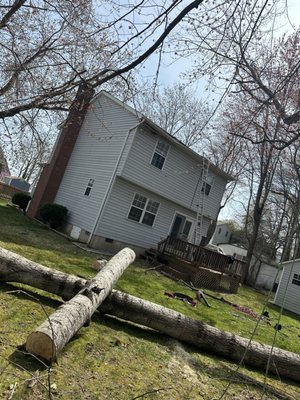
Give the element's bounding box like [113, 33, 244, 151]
[1, 247, 300, 381]
[25, 247, 135, 361]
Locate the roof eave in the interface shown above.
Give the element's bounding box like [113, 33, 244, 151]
[141, 118, 234, 182]
[92, 91, 234, 182]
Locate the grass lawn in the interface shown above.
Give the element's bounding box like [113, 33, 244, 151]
[0, 199, 299, 400]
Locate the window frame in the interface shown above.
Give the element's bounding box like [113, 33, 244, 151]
[150, 139, 169, 170]
[84, 178, 94, 196]
[201, 172, 214, 196]
[292, 273, 300, 286]
[127, 192, 160, 227]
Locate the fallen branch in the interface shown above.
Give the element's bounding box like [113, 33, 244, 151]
[1, 247, 300, 381]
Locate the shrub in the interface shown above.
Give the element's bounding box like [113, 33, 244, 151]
[11, 192, 31, 212]
[39, 203, 68, 229]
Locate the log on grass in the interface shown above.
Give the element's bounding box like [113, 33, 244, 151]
[1, 247, 300, 381]
[25, 247, 135, 361]
[103, 291, 300, 383]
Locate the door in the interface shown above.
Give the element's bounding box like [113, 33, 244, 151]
[170, 213, 193, 241]
[170, 215, 183, 238]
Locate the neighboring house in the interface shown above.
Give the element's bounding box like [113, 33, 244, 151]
[28, 90, 233, 254]
[211, 222, 232, 245]
[0, 146, 10, 180]
[218, 243, 247, 261]
[274, 259, 300, 315]
[3, 176, 30, 192]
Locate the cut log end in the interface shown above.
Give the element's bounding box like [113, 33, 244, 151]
[26, 331, 56, 362]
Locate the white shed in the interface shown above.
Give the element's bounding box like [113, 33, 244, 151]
[273, 259, 300, 315]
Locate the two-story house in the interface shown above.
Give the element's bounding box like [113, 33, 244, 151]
[28, 90, 233, 255]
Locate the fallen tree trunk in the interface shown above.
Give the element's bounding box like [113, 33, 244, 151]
[26, 247, 135, 361]
[1, 247, 300, 381]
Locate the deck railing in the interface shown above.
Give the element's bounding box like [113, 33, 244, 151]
[157, 236, 247, 282]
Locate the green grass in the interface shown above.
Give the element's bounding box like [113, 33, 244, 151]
[0, 199, 299, 399]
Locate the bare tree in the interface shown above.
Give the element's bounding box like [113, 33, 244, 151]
[215, 90, 284, 271]
[0, 0, 215, 121]
[0, 1, 281, 122]
[178, 1, 300, 147]
[137, 84, 212, 148]
[0, 1, 284, 183]
[269, 144, 300, 260]
[175, 8, 300, 264]
[0, 0, 209, 177]
[1, 109, 60, 183]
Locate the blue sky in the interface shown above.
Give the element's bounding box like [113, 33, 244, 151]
[140, 0, 300, 222]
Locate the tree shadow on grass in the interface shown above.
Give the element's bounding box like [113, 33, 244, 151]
[1, 283, 195, 371]
[0, 281, 62, 310]
[3, 281, 299, 398]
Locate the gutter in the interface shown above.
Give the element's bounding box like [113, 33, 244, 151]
[87, 122, 142, 246]
[142, 118, 234, 182]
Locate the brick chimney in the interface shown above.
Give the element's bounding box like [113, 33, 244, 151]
[27, 83, 95, 218]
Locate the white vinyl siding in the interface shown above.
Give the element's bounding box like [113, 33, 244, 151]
[54, 93, 139, 231]
[53, 91, 229, 252]
[121, 127, 226, 220]
[274, 261, 300, 315]
[96, 178, 205, 249]
[211, 223, 232, 245]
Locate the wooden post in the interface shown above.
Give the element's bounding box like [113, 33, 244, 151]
[25, 248, 135, 361]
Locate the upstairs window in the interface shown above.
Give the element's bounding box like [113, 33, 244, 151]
[128, 193, 160, 227]
[151, 140, 169, 170]
[84, 179, 94, 196]
[201, 172, 214, 196]
[292, 273, 300, 286]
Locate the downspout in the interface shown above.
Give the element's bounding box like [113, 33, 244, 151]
[87, 122, 142, 246]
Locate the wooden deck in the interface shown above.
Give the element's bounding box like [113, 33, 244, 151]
[157, 236, 247, 292]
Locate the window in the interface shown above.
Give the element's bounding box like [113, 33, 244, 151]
[201, 172, 214, 196]
[225, 231, 228, 237]
[292, 273, 300, 286]
[84, 179, 94, 196]
[151, 140, 169, 169]
[128, 193, 160, 227]
[218, 228, 222, 234]
[180, 220, 192, 240]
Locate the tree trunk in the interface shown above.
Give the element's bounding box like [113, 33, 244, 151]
[1, 247, 300, 381]
[25, 247, 135, 361]
[101, 291, 300, 382]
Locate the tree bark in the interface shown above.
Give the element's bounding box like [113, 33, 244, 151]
[1, 247, 300, 381]
[25, 247, 135, 361]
